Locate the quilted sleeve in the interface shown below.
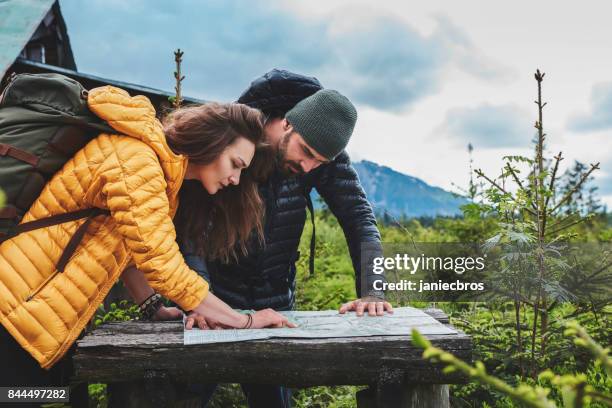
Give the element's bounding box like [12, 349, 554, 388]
[311, 151, 384, 299]
[101, 139, 209, 311]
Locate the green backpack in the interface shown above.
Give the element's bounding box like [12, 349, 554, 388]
[0, 72, 113, 271]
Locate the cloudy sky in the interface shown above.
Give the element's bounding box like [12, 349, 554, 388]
[60, 0, 612, 207]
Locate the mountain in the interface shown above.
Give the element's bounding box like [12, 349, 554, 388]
[312, 160, 468, 218]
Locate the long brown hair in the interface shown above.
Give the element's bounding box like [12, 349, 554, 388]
[164, 103, 272, 262]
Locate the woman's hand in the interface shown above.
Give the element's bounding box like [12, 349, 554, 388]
[184, 308, 297, 330]
[191, 292, 298, 329]
[152, 306, 183, 321]
[184, 311, 210, 330]
[152, 306, 209, 331]
[251, 308, 297, 329]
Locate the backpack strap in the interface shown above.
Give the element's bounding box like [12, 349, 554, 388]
[0, 207, 110, 272]
[56, 209, 109, 272]
[305, 191, 316, 277]
[0, 143, 39, 166]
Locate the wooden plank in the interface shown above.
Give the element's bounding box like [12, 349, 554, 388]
[74, 321, 470, 386]
[422, 308, 450, 324]
[74, 308, 470, 388]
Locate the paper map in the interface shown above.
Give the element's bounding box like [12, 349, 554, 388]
[183, 307, 456, 345]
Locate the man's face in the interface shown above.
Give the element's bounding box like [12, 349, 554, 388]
[276, 120, 330, 175]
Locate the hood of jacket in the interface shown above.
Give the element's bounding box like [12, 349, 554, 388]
[88, 85, 186, 196]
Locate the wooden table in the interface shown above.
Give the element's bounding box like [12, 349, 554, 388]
[73, 308, 471, 407]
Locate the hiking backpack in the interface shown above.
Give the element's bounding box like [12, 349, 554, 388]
[0, 72, 113, 271]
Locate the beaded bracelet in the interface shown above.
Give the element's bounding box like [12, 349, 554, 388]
[139, 293, 163, 320]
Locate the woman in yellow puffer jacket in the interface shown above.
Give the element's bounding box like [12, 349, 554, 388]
[0, 86, 295, 388]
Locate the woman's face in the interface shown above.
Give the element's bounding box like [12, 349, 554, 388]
[186, 136, 255, 194]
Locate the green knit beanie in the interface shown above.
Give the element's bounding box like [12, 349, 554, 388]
[285, 89, 357, 160]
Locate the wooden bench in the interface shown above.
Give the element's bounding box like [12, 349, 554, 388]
[73, 308, 471, 407]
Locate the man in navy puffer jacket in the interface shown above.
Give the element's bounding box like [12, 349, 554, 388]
[183, 69, 391, 408]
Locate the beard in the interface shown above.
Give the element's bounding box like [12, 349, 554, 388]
[277, 131, 304, 176]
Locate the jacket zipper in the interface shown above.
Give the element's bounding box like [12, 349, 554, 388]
[26, 271, 60, 302]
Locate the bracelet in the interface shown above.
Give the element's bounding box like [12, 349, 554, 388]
[241, 313, 253, 329]
[138, 292, 159, 309]
[139, 293, 163, 320]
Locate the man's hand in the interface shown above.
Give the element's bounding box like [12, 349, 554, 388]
[338, 297, 393, 316]
[153, 306, 184, 321]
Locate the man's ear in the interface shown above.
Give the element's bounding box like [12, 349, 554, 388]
[283, 118, 293, 132]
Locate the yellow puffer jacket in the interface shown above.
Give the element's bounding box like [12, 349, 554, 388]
[0, 86, 209, 369]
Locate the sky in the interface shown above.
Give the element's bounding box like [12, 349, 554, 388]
[59, 0, 612, 207]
